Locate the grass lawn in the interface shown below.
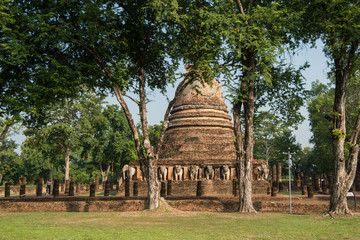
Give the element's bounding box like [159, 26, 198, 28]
[0, 211, 359, 240]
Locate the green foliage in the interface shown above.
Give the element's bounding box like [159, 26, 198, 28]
[0, 139, 20, 184]
[148, 123, 162, 146]
[307, 81, 334, 174]
[253, 111, 285, 162]
[332, 129, 345, 140]
[307, 74, 360, 174]
[20, 92, 137, 184]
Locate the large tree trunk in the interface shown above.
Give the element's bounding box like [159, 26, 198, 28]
[139, 67, 159, 210]
[329, 43, 360, 214]
[64, 145, 71, 185]
[330, 112, 360, 214]
[242, 73, 256, 213]
[232, 0, 256, 213]
[0, 123, 11, 148]
[233, 102, 245, 210]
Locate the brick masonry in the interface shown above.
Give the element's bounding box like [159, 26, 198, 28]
[0, 194, 359, 213]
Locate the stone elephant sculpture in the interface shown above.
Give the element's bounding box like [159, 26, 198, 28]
[173, 165, 183, 181]
[257, 164, 269, 181]
[122, 164, 135, 180]
[158, 166, 167, 181]
[204, 165, 214, 180]
[189, 165, 199, 180]
[220, 165, 230, 180]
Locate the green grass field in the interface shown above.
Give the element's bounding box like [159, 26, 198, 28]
[0, 211, 359, 240]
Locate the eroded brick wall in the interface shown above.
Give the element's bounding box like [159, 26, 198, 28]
[1, 196, 359, 213]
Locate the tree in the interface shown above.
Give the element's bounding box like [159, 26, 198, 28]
[168, 0, 307, 212]
[297, 0, 360, 214]
[270, 130, 303, 179]
[0, 139, 20, 184]
[0, 0, 84, 147]
[24, 95, 88, 189]
[222, 0, 306, 213]
[15, 0, 210, 209]
[253, 111, 285, 165]
[307, 81, 334, 174]
[102, 105, 138, 178]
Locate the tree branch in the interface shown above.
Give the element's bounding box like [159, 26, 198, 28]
[124, 95, 140, 105]
[113, 83, 146, 164]
[234, 0, 248, 26]
[346, 111, 360, 177]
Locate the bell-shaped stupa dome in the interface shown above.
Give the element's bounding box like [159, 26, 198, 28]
[158, 77, 237, 166]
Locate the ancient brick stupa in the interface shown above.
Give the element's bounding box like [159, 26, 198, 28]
[157, 78, 236, 167]
[122, 75, 269, 196]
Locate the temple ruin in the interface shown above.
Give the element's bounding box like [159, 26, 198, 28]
[123, 77, 269, 196]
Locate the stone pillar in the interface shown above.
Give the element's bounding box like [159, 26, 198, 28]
[277, 163, 282, 191]
[65, 179, 70, 194]
[160, 182, 166, 197]
[36, 178, 43, 197]
[133, 182, 138, 196]
[104, 181, 110, 196]
[76, 183, 80, 194]
[307, 186, 314, 198]
[271, 186, 277, 197]
[95, 174, 99, 190]
[90, 183, 95, 197]
[196, 181, 203, 196]
[167, 180, 172, 196]
[233, 179, 238, 197]
[20, 184, 26, 197]
[69, 180, 75, 196]
[53, 180, 59, 197]
[301, 185, 307, 195]
[183, 167, 188, 180]
[61, 183, 65, 193]
[125, 177, 130, 197]
[271, 165, 277, 190]
[168, 167, 173, 180]
[312, 173, 319, 192]
[109, 176, 114, 190]
[5, 183, 11, 197]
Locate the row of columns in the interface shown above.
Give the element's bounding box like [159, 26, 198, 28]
[124, 179, 240, 197]
[3, 179, 114, 198]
